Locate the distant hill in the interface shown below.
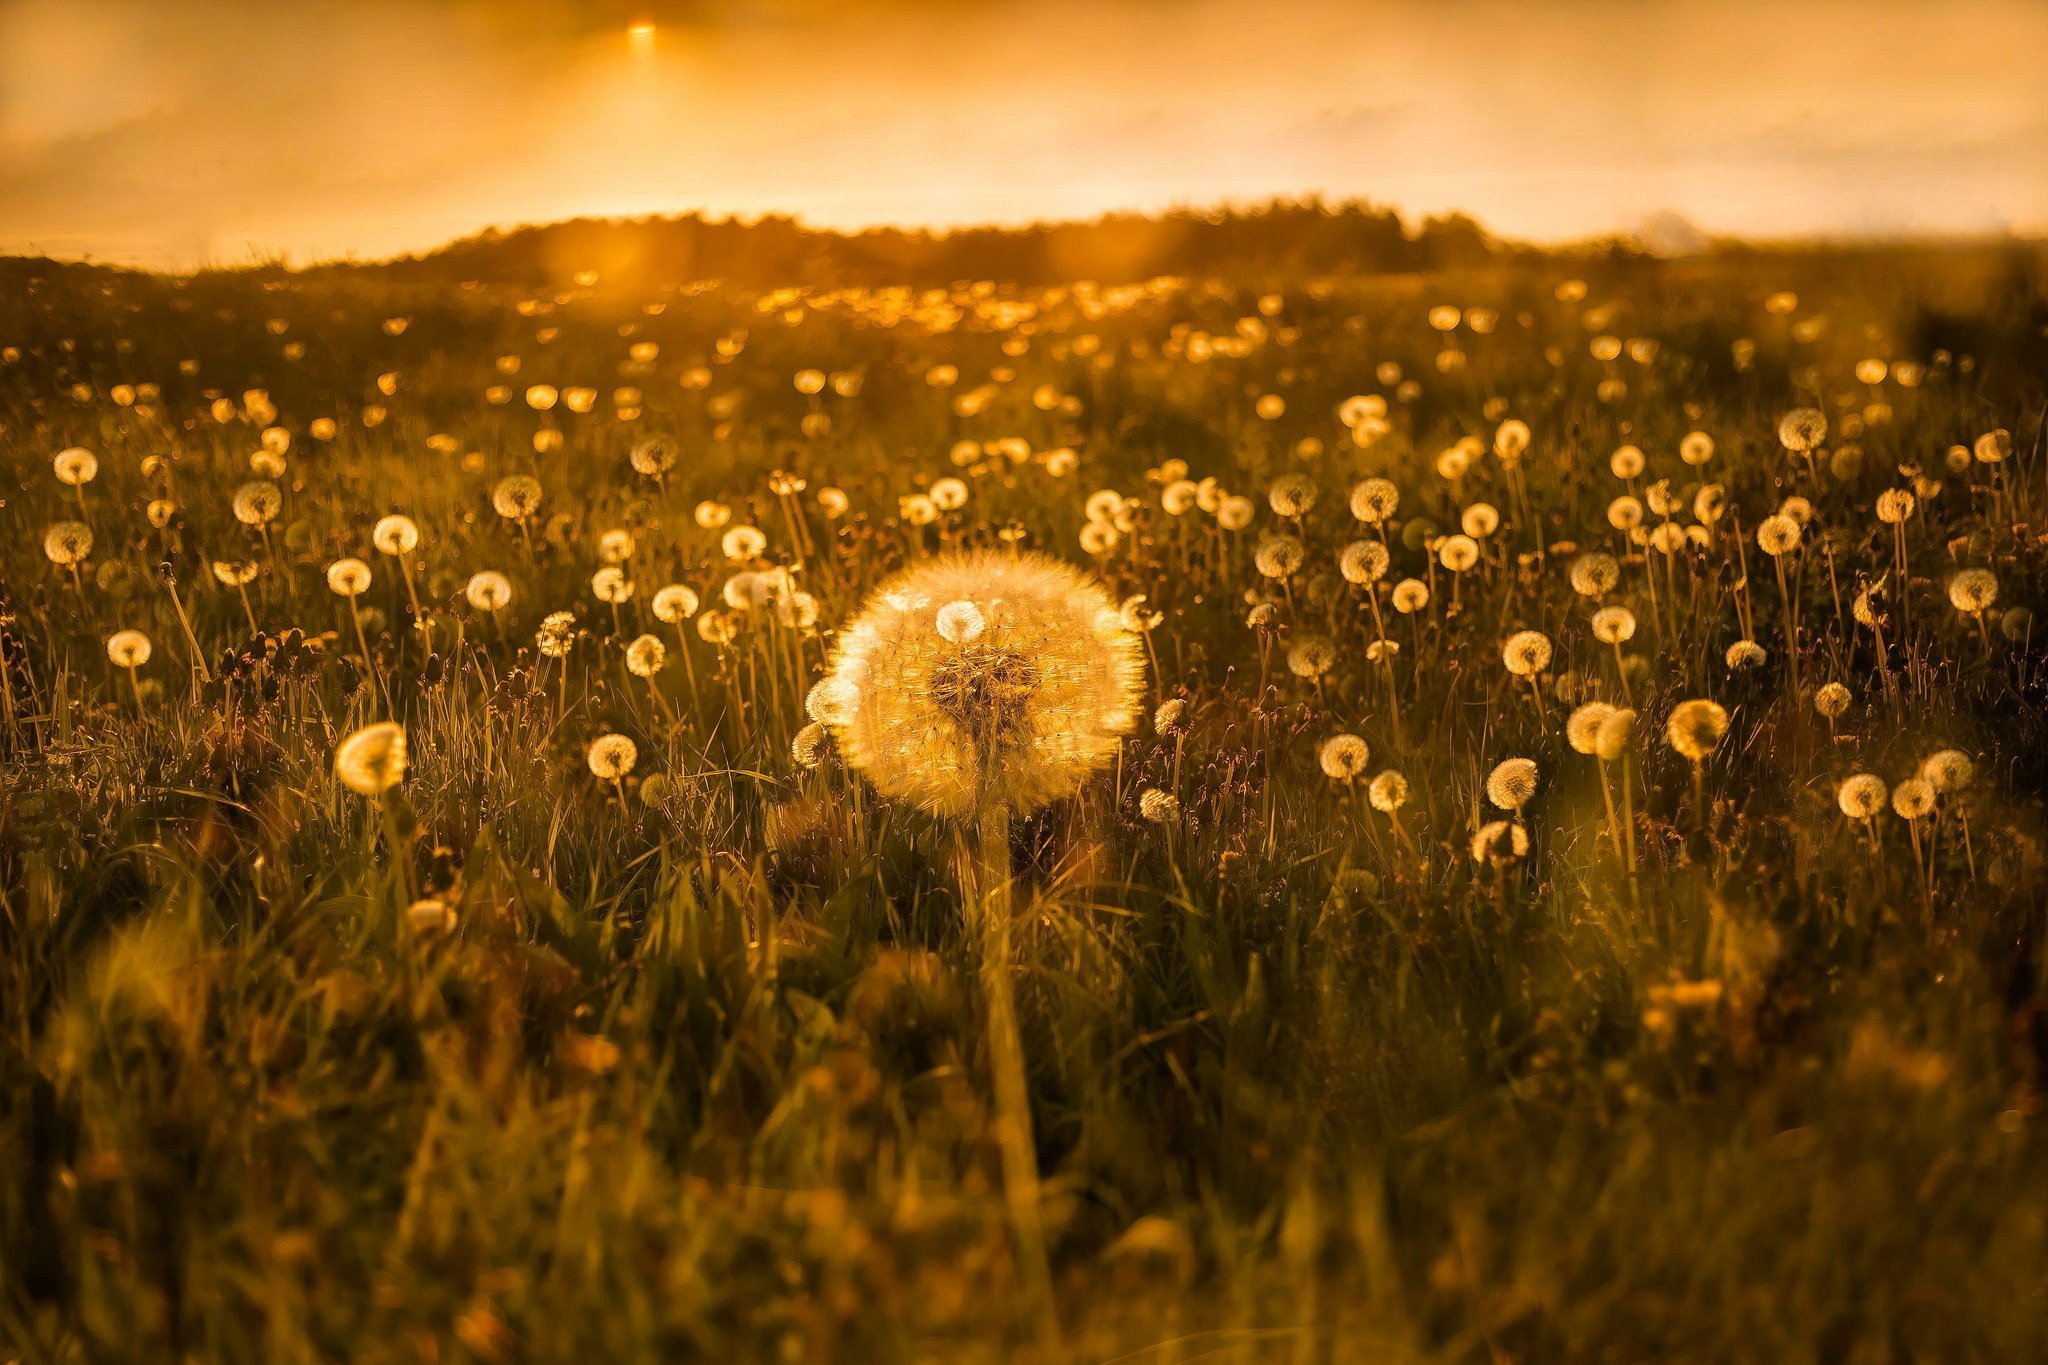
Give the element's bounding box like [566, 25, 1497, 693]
[304, 199, 1516, 291]
[6, 198, 2039, 295]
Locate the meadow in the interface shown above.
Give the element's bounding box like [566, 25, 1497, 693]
[3, 237, 2048, 1361]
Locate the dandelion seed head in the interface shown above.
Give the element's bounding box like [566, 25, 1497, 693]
[629, 434, 679, 476]
[792, 721, 829, 770]
[1339, 539, 1390, 585]
[587, 733, 638, 780]
[54, 447, 98, 485]
[1973, 430, 2011, 465]
[536, 610, 577, 657]
[326, 557, 372, 596]
[1569, 552, 1620, 598]
[1494, 419, 1531, 460]
[1875, 489, 1916, 524]
[1119, 594, 1163, 632]
[43, 520, 93, 566]
[1891, 778, 1935, 820]
[1837, 773, 1888, 820]
[1725, 640, 1767, 671]
[1391, 578, 1430, 614]
[1948, 569, 1998, 614]
[1286, 636, 1336, 679]
[492, 475, 543, 520]
[231, 480, 282, 527]
[816, 550, 1144, 818]
[1591, 606, 1636, 644]
[372, 514, 420, 556]
[1594, 707, 1636, 761]
[1368, 769, 1409, 812]
[1461, 503, 1500, 539]
[1319, 733, 1370, 781]
[1920, 749, 1974, 793]
[1486, 757, 1539, 811]
[1267, 474, 1317, 518]
[465, 570, 512, 612]
[1502, 630, 1552, 678]
[1138, 788, 1181, 823]
[335, 722, 407, 795]
[1777, 407, 1828, 453]
[1567, 702, 1616, 755]
[722, 525, 767, 560]
[1437, 534, 1480, 572]
[652, 584, 701, 623]
[106, 629, 151, 668]
[625, 633, 667, 677]
[1665, 699, 1729, 762]
[1254, 535, 1306, 579]
[1756, 514, 1801, 556]
[1348, 478, 1399, 524]
[936, 599, 988, 644]
[1472, 819, 1529, 863]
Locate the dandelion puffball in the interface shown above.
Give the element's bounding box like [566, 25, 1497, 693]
[1665, 699, 1729, 762]
[587, 733, 639, 780]
[812, 550, 1144, 818]
[1138, 788, 1180, 823]
[1319, 734, 1370, 781]
[372, 514, 420, 556]
[326, 558, 372, 596]
[1837, 774, 1887, 820]
[106, 630, 152, 668]
[335, 722, 408, 795]
[1486, 758, 1539, 811]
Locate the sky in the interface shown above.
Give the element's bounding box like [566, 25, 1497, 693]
[2, 0, 2045, 268]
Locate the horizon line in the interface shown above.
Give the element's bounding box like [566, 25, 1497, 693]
[7, 194, 2046, 278]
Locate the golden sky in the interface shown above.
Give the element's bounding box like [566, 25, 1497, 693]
[3, 0, 2044, 267]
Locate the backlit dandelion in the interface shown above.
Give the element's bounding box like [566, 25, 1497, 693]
[1339, 540, 1390, 585]
[1667, 698, 1729, 822]
[1665, 699, 1728, 762]
[1486, 757, 1538, 813]
[465, 571, 512, 613]
[792, 721, 829, 770]
[335, 722, 407, 796]
[1837, 772, 1886, 836]
[1570, 552, 1619, 597]
[1349, 478, 1399, 524]
[816, 549, 1143, 821]
[43, 522, 93, 589]
[1472, 820, 1528, 865]
[1254, 535, 1306, 580]
[1778, 408, 1827, 453]
[1138, 788, 1180, 823]
[1319, 733, 1370, 782]
[587, 732, 638, 780]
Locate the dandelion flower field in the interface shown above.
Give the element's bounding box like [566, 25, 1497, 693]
[4, 243, 2048, 1359]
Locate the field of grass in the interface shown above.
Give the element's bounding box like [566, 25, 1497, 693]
[4, 242, 2048, 1361]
